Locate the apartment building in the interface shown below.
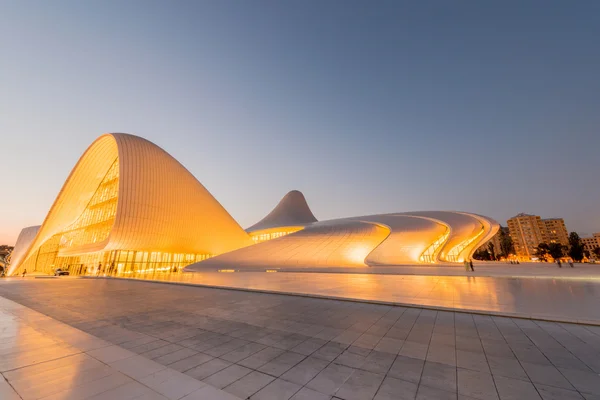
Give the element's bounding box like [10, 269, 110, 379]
[581, 233, 600, 257]
[507, 214, 569, 260]
[507, 214, 544, 259]
[541, 218, 569, 246]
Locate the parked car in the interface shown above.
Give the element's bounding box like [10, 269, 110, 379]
[54, 268, 70, 276]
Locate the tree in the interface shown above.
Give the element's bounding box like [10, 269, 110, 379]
[567, 232, 585, 262]
[488, 242, 496, 260]
[498, 229, 514, 258]
[593, 247, 600, 260]
[534, 243, 550, 261]
[548, 242, 566, 262]
[473, 249, 491, 261]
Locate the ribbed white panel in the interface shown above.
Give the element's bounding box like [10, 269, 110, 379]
[107, 133, 252, 254]
[10, 133, 252, 275]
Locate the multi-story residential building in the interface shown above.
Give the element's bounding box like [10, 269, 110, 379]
[507, 214, 571, 260]
[541, 218, 569, 246]
[581, 233, 600, 258]
[507, 214, 545, 259]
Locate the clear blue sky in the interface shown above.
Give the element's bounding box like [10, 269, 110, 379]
[1, 1, 599, 245]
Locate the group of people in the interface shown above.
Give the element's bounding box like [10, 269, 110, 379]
[95, 262, 118, 275]
[464, 259, 475, 271]
[557, 259, 575, 268]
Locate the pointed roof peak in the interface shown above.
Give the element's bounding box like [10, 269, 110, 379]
[247, 190, 318, 232]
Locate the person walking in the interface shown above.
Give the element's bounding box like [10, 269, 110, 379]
[22, 269, 27, 277]
[557, 260, 562, 268]
[568, 259, 574, 268]
[469, 259, 475, 271]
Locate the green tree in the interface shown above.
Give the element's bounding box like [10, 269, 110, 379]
[499, 229, 514, 258]
[567, 232, 585, 262]
[488, 242, 496, 260]
[534, 242, 550, 261]
[548, 242, 566, 262]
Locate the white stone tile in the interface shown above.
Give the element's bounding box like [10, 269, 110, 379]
[109, 354, 166, 380]
[139, 368, 205, 399]
[87, 345, 137, 363]
[182, 385, 243, 400]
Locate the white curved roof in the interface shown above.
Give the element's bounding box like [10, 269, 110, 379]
[197, 219, 390, 268]
[9, 134, 499, 275]
[246, 190, 317, 232]
[187, 209, 499, 270]
[10, 133, 252, 275]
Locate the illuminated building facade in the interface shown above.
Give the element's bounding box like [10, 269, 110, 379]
[247, 190, 317, 243]
[540, 218, 569, 246]
[187, 191, 499, 271]
[507, 214, 545, 259]
[8, 133, 252, 276]
[507, 213, 570, 260]
[581, 234, 600, 257]
[10, 133, 499, 276]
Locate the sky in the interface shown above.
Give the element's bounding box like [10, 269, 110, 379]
[1, 1, 599, 245]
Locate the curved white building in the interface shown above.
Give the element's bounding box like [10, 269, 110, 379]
[9, 133, 252, 276]
[187, 191, 499, 270]
[8, 225, 40, 272]
[247, 190, 318, 243]
[9, 133, 498, 276]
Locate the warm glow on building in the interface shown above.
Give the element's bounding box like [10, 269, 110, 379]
[9, 133, 252, 277]
[10, 133, 499, 276]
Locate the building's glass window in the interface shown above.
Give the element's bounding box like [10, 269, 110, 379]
[420, 229, 450, 263]
[59, 158, 119, 250]
[250, 227, 303, 243]
[446, 225, 485, 262]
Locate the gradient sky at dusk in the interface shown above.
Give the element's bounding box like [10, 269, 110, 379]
[1, 1, 599, 245]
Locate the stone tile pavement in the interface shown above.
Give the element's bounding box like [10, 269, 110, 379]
[1, 278, 600, 399]
[0, 293, 241, 399]
[108, 267, 600, 324]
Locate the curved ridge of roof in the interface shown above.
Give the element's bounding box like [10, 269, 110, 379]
[246, 190, 318, 232]
[9, 133, 253, 275]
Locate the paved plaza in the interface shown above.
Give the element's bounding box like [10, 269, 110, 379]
[0, 292, 239, 400]
[112, 263, 600, 324]
[1, 278, 600, 399]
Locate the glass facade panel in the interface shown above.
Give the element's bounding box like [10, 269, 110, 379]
[250, 227, 303, 243]
[446, 226, 485, 262]
[420, 229, 450, 263]
[59, 158, 119, 250]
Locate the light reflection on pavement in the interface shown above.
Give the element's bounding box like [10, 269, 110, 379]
[104, 270, 600, 325]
